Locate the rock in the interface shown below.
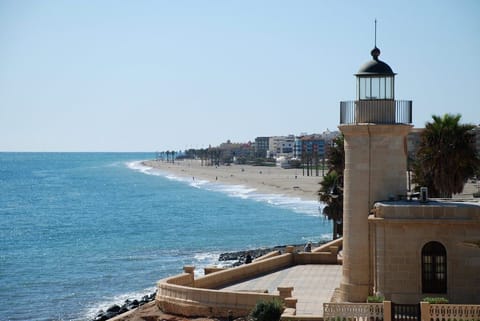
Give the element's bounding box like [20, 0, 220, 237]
[103, 311, 118, 319]
[93, 311, 108, 321]
[126, 299, 139, 310]
[106, 304, 121, 313]
[91, 291, 158, 321]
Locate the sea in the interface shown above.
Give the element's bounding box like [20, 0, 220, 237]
[0, 153, 330, 321]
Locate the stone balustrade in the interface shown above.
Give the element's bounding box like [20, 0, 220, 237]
[322, 302, 480, 321]
[323, 302, 384, 321]
[422, 302, 480, 321]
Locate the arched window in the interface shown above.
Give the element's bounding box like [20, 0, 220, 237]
[422, 241, 447, 293]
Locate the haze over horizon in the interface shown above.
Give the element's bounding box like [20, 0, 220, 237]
[1, 1, 479, 152]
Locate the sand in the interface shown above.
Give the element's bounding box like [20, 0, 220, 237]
[142, 160, 324, 202]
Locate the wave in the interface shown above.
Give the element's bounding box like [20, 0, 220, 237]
[127, 161, 324, 217]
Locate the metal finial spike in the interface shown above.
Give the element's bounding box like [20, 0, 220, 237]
[374, 19, 377, 47]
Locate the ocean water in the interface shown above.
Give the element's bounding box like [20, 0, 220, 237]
[0, 153, 330, 321]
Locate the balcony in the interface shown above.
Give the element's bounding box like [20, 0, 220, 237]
[340, 100, 412, 125]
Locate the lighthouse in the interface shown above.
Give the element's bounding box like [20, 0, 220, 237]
[338, 43, 413, 302]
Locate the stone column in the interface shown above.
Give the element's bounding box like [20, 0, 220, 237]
[339, 124, 411, 302]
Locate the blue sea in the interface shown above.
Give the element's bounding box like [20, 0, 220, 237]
[0, 153, 329, 321]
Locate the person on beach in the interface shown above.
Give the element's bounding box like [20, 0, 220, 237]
[245, 253, 252, 264]
[304, 242, 312, 252]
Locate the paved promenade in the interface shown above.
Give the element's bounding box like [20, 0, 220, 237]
[221, 264, 342, 315]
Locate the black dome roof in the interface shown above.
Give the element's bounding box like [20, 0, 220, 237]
[356, 47, 395, 76]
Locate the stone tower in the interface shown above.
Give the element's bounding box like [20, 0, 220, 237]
[338, 46, 412, 302]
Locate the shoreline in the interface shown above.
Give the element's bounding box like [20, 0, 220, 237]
[95, 242, 327, 321]
[142, 160, 324, 202]
[95, 160, 328, 321]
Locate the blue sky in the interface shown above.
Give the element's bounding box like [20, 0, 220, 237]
[1, 1, 479, 152]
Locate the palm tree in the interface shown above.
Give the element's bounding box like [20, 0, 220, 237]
[327, 134, 345, 175]
[318, 134, 345, 239]
[413, 114, 480, 198]
[319, 171, 343, 239]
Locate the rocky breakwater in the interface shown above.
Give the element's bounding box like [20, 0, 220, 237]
[92, 292, 156, 321]
[219, 242, 325, 266]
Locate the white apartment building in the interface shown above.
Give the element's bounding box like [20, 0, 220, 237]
[268, 135, 295, 158]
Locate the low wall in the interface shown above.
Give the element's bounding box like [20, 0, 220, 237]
[157, 282, 280, 318]
[157, 253, 294, 317]
[254, 250, 282, 262]
[195, 253, 294, 289]
[156, 242, 343, 318]
[312, 237, 343, 253]
[160, 270, 194, 286]
[294, 252, 338, 265]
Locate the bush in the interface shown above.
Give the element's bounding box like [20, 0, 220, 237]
[367, 295, 384, 303]
[250, 299, 283, 321]
[421, 297, 449, 304]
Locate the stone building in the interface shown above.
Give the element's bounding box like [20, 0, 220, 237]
[338, 45, 480, 303]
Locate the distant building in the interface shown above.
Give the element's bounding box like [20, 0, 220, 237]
[407, 128, 423, 161]
[218, 140, 253, 162]
[268, 135, 295, 158]
[407, 125, 480, 163]
[473, 125, 480, 157]
[294, 134, 326, 159]
[254, 137, 269, 158]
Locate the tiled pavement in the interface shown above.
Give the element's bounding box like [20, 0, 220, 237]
[221, 264, 342, 315]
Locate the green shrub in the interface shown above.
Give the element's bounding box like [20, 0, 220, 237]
[250, 299, 284, 321]
[367, 295, 385, 303]
[421, 297, 449, 304]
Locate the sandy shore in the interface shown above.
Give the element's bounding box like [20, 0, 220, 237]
[142, 160, 324, 202]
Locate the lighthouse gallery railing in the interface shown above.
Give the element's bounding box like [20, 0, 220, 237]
[340, 100, 412, 125]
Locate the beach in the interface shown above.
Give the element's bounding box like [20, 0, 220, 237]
[142, 160, 324, 202]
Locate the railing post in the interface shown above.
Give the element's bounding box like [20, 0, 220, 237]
[183, 265, 195, 286]
[284, 297, 297, 309]
[183, 265, 195, 274]
[420, 302, 430, 321]
[277, 286, 294, 300]
[384, 301, 392, 321]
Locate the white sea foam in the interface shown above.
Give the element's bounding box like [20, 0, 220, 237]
[127, 161, 325, 218]
[192, 251, 249, 277]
